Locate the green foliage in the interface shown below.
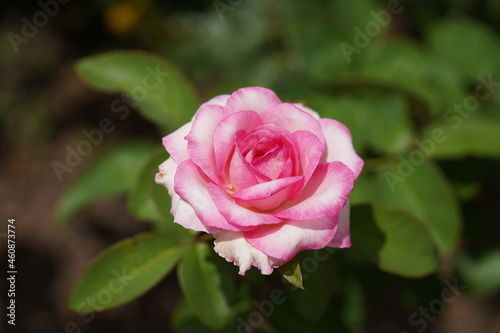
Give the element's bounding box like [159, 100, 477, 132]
[279, 258, 304, 290]
[426, 18, 500, 81]
[178, 243, 232, 330]
[351, 204, 439, 277]
[422, 117, 500, 159]
[285, 249, 336, 322]
[458, 250, 500, 296]
[371, 160, 462, 255]
[127, 147, 195, 239]
[55, 1, 500, 331]
[75, 51, 199, 130]
[68, 232, 187, 312]
[55, 140, 156, 224]
[127, 147, 168, 223]
[339, 274, 366, 329]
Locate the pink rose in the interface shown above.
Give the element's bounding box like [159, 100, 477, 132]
[155, 87, 363, 275]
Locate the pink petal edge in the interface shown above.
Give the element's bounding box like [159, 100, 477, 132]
[320, 118, 364, 179]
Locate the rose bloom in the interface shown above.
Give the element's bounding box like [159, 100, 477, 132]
[156, 87, 363, 275]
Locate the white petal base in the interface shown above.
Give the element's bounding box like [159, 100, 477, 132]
[214, 231, 284, 275]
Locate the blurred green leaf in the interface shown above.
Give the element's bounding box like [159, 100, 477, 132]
[127, 147, 194, 239]
[312, 93, 413, 155]
[267, 299, 337, 333]
[68, 232, 187, 312]
[331, 0, 379, 37]
[356, 38, 464, 115]
[365, 93, 413, 154]
[422, 117, 500, 159]
[350, 173, 375, 205]
[426, 18, 500, 81]
[127, 147, 168, 223]
[351, 203, 439, 277]
[458, 250, 500, 296]
[340, 275, 366, 329]
[279, 257, 304, 290]
[170, 296, 233, 333]
[372, 159, 462, 255]
[75, 50, 199, 130]
[279, 1, 351, 81]
[208, 250, 238, 305]
[308, 95, 368, 153]
[286, 249, 335, 322]
[55, 140, 156, 224]
[178, 243, 231, 330]
[358, 39, 428, 93]
[424, 55, 468, 114]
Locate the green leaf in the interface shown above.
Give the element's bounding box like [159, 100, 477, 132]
[127, 147, 193, 239]
[372, 159, 462, 255]
[267, 300, 336, 333]
[170, 297, 227, 333]
[308, 95, 368, 154]
[343, 39, 443, 115]
[285, 249, 335, 321]
[422, 117, 500, 159]
[75, 50, 199, 130]
[279, 258, 304, 290]
[426, 18, 500, 81]
[350, 204, 439, 277]
[349, 173, 375, 205]
[311, 93, 413, 155]
[68, 232, 187, 312]
[340, 276, 366, 329]
[178, 243, 231, 329]
[458, 250, 500, 297]
[364, 93, 413, 154]
[55, 140, 156, 224]
[127, 147, 168, 223]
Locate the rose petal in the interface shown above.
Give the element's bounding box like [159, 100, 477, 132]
[327, 200, 351, 248]
[214, 231, 284, 275]
[236, 123, 299, 184]
[251, 145, 289, 180]
[319, 118, 364, 179]
[202, 94, 230, 107]
[292, 130, 324, 192]
[162, 122, 192, 163]
[245, 216, 338, 261]
[155, 158, 216, 233]
[228, 142, 263, 191]
[174, 159, 241, 231]
[209, 183, 284, 228]
[273, 162, 353, 220]
[225, 86, 282, 114]
[186, 104, 225, 184]
[293, 103, 321, 119]
[213, 111, 263, 185]
[232, 176, 304, 211]
[259, 103, 325, 144]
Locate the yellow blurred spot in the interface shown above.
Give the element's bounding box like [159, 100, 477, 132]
[103, 1, 149, 35]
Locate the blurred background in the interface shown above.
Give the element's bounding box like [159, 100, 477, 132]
[1, 0, 500, 332]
